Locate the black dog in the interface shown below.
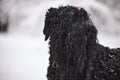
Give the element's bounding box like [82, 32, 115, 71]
[43, 6, 120, 80]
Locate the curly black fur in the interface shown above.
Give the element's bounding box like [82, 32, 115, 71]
[43, 6, 120, 80]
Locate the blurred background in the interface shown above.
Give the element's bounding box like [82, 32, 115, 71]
[0, 0, 120, 80]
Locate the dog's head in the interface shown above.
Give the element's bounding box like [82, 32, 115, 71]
[43, 6, 98, 45]
[44, 6, 99, 77]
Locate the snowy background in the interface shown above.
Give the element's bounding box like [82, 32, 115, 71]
[0, 0, 120, 80]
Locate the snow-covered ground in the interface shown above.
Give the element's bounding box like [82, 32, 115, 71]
[0, 0, 120, 80]
[0, 34, 49, 80]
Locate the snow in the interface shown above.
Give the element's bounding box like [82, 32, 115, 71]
[0, 34, 49, 80]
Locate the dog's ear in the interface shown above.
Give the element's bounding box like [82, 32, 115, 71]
[43, 7, 58, 41]
[86, 25, 98, 45]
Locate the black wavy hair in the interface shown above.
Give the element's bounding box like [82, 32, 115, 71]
[43, 6, 120, 80]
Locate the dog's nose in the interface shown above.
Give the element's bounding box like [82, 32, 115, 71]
[45, 34, 49, 41]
